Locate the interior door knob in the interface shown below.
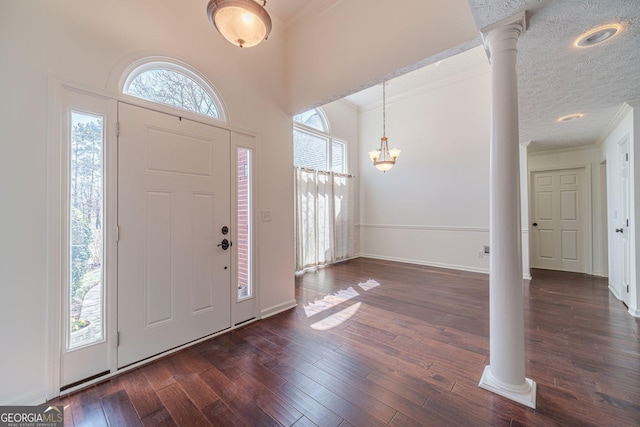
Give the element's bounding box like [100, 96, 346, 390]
[532, 223, 538, 227]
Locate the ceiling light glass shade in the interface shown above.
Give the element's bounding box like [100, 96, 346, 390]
[369, 137, 400, 172]
[207, 0, 272, 48]
[557, 113, 584, 122]
[574, 24, 622, 48]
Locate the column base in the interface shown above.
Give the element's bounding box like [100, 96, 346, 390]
[478, 365, 536, 409]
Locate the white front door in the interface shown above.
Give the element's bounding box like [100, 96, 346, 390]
[618, 139, 631, 305]
[530, 168, 587, 273]
[117, 103, 231, 368]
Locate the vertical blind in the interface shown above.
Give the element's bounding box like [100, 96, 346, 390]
[294, 167, 356, 271]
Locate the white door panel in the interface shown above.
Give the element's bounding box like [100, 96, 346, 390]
[531, 168, 587, 273]
[117, 103, 231, 368]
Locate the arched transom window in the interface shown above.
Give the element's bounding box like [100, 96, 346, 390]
[123, 61, 226, 121]
[293, 108, 346, 173]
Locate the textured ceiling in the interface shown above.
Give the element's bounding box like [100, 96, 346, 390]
[345, 0, 640, 152]
[471, 0, 640, 151]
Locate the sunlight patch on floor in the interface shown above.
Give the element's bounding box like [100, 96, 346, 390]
[303, 287, 360, 318]
[311, 302, 362, 331]
[358, 279, 381, 291]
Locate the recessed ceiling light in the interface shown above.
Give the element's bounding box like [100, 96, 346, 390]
[575, 24, 622, 48]
[557, 113, 584, 122]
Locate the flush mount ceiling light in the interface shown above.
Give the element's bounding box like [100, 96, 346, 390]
[557, 113, 585, 122]
[368, 82, 401, 173]
[575, 24, 622, 48]
[207, 0, 272, 48]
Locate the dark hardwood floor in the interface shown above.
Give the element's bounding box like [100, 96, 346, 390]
[50, 258, 640, 426]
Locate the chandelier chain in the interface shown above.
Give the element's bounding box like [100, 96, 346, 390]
[382, 82, 386, 137]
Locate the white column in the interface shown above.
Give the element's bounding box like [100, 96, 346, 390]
[478, 12, 536, 409]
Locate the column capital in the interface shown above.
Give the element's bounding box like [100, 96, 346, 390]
[480, 11, 527, 59]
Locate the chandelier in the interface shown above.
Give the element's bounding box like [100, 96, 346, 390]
[368, 82, 401, 172]
[207, 0, 272, 48]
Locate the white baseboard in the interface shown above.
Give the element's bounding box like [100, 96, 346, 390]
[608, 284, 621, 300]
[1, 387, 47, 406]
[260, 300, 297, 319]
[357, 253, 490, 275]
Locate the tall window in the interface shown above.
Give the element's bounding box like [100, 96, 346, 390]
[293, 108, 355, 271]
[294, 109, 346, 173]
[69, 111, 104, 349]
[237, 147, 252, 300]
[123, 61, 225, 121]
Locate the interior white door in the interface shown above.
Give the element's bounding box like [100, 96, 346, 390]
[618, 139, 631, 305]
[117, 103, 231, 368]
[531, 168, 587, 273]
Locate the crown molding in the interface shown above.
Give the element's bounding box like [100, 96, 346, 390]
[282, 0, 343, 39]
[595, 102, 633, 147]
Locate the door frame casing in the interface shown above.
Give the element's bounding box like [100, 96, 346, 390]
[616, 136, 631, 306]
[47, 78, 119, 397]
[528, 164, 593, 275]
[46, 75, 261, 400]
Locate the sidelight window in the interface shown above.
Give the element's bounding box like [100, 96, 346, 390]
[69, 111, 105, 349]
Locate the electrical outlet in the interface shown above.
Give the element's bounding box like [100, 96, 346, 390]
[478, 250, 484, 258]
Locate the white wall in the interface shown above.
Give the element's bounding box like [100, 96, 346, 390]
[285, 0, 478, 113]
[320, 100, 361, 253]
[359, 69, 493, 273]
[599, 106, 638, 316]
[528, 145, 604, 276]
[0, 0, 295, 404]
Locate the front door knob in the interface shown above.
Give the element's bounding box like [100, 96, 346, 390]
[217, 239, 231, 250]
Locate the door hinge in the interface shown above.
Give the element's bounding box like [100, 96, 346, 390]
[115, 225, 120, 242]
[116, 122, 120, 137]
[116, 331, 120, 346]
[626, 152, 629, 162]
[627, 285, 630, 293]
[627, 219, 629, 227]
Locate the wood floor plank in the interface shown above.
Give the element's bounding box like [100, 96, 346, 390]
[141, 408, 178, 427]
[174, 373, 221, 410]
[51, 259, 640, 427]
[140, 359, 176, 391]
[292, 415, 321, 427]
[273, 381, 344, 427]
[201, 399, 248, 427]
[199, 366, 280, 426]
[101, 389, 143, 427]
[120, 369, 165, 419]
[156, 382, 212, 427]
[266, 358, 390, 427]
[234, 372, 304, 426]
[69, 386, 109, 427]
